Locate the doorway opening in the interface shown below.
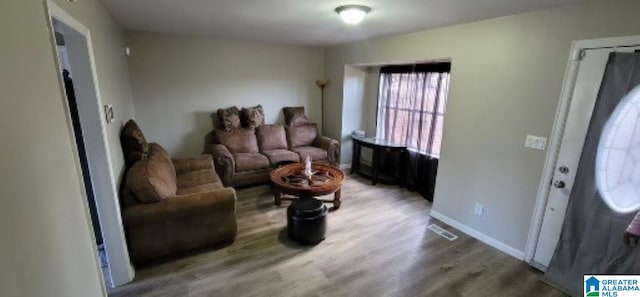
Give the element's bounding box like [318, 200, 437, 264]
[47, 1, 134, 288]
[53, 22, 112, 287]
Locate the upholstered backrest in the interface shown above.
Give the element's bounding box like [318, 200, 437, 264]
[214, 128, 259, 153]
[256, 124, 288, 151]
[125, 143, 177, 204]
[286, 123, 318, 148]
[283, 106, 306, 126]
[121, 119, 148, 167]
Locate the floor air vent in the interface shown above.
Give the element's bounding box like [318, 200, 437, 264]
[427, 224, 458, 241]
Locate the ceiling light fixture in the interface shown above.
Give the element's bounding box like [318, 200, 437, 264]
[335, 5, 371, 25]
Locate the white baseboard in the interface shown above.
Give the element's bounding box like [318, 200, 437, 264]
[429, 210, 525, 260]
[529, 260, 548, 272]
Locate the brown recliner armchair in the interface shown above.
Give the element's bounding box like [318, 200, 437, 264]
[120, 120, 237, 264]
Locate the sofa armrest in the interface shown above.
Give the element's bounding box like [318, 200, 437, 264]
[123, 188, 236, 227]
[172, 155, 214, 175]
[313, 136, 340, 165]
[205, 143, 235, 185]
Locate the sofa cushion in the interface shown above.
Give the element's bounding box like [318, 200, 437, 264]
[215, 128, 259, 153]
[256, 124, 288, 151]
[241, 105, 265, 129]
[217, 106, 241, 131]
[261, 149, 300, 166]
[291, 146, 328, 162]
[176, 182, 223, 196]
[126, 143, 177, 203]
[121, 119, 149, 167]
[176, 168, 223, 191]
[283, 106, 305, 126]
[286, 123, 318, 148]
[233, 153, 270, 172]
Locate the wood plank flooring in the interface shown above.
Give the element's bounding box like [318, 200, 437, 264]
[108, 175, 567, 297]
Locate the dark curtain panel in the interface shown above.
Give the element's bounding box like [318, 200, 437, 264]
[545, 52, 640, 296]
[403, 150, 439, 201]
[377, 63, 450, 200]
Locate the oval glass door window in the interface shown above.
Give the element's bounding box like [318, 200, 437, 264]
[597, 85, 640, 213]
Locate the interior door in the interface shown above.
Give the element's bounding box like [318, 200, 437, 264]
[533, 46, 640, 268]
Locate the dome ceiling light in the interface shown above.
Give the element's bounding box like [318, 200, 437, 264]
[335, 5, 371, 25]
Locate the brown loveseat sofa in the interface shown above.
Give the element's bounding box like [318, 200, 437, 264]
[120, 120, 237, 264]
[205, 107, 340, 187]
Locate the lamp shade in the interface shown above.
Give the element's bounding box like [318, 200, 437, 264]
[335, 5, 371, 25]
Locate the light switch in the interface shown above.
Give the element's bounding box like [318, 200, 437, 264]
[104, 105, 115, 124]
[525, 135, 547, 151]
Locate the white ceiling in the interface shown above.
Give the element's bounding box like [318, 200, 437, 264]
[99, 0, 585, 46]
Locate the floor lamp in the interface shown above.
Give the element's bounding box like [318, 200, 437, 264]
[315, 79, 330, 133]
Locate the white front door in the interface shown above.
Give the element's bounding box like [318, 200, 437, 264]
[533, 45, 640, 268]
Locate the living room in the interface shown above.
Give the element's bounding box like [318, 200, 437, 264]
[4, 0, 640, 296]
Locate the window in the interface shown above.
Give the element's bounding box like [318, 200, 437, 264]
[376, 63, 451, 157]
[597, 84, 640, 213]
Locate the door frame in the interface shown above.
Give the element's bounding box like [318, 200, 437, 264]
[45, 0, 134, 287]
[524, 35, 640, 265]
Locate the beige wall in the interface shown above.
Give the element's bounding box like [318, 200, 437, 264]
[126, 31, 325, 157]
[325, 0, 640, 252]
[363, 67, 380, 137]
[346, 66, 379, 165]
[0, 0, 134, 295]
[361, 67, 380, 164]
[341, 66, 368, 163]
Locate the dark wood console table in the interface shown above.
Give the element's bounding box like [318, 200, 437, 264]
[351, 136, 407, 186]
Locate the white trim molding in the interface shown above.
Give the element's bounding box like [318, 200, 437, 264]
[430, 210, 525, 260]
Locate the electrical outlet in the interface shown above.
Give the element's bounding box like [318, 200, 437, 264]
[525, 135, 547, 151]
[474, 203, 484, 217]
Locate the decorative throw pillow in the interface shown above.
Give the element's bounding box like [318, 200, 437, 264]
[126, 143, 177, 203]
[283, 106, 305, 126]
[289, 112, 310, 126]
[120, 119, 149, 167]
[217, 106, 241, 131]
[286, 123, 318, 148]
[241, 105, 265, 128]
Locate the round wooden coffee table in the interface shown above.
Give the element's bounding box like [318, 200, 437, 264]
[270, 162, 345, 209]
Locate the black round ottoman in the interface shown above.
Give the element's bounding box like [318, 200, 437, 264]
[287, 198, 328, 245]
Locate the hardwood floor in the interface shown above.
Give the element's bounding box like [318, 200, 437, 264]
[108, 175, 567, 297]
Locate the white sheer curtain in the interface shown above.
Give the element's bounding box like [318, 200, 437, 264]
[376, 64, 450, 156]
